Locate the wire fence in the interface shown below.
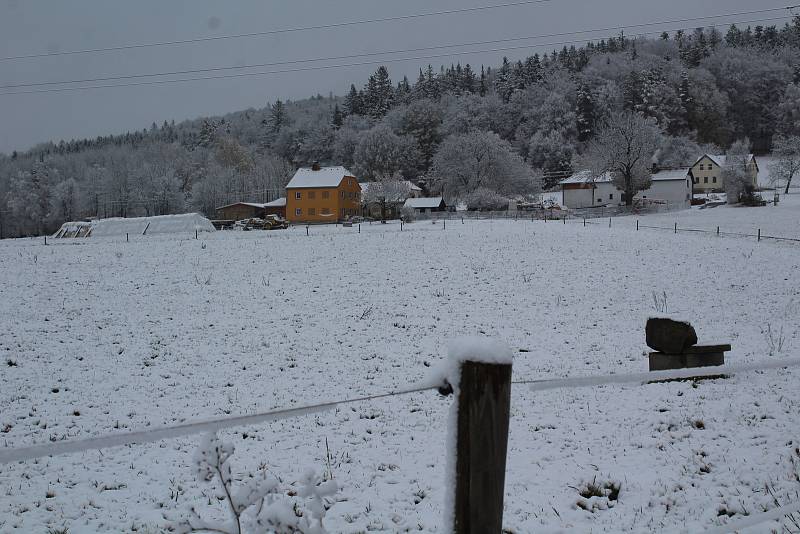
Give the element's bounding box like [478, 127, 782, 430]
[2, 354, 799, 529]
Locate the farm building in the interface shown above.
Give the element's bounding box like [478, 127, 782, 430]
[53, 213, 215, 238]
[263, 197, 287, 218]
[690, 154, 758, 193]
[285, 164, 361, 223]
[360, 180, 422, 219]
[560, 170, 692, 209]
[403, 197, 447, 214]
[215, 202, 269, 221]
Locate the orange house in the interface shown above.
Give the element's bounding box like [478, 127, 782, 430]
[285, 164, 361, 223]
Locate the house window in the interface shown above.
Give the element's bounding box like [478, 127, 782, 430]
[308, 191, 316, 199]
[340, 191, 345, 198]
[308, 208, 316, 215]
[295, 208, 302, 216]
[704, 177, 708, 183]
[609, 193, 614, 200]
[321, 207, 330, 215]
[712, 176, 717, 183]
[295, 191, 301, 199]
[340, 208, 345, 217]
[322, 191, 330, 199]
[687, 179, 690, 187]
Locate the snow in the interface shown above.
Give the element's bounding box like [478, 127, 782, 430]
[561, 169, 689, 185]
[404, 196, 444, 209]
[285, 166, 355, 189]
[2, 197, 800, 533]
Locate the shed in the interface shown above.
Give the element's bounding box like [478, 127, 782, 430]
[263, 197, 287, 218]
[215, 202, 266, 221]
[403, 196, 447, 213]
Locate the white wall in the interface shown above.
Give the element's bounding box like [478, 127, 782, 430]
[562, 179, 691, 209]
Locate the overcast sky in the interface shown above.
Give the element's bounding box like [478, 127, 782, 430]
[0, 0, 791, 154]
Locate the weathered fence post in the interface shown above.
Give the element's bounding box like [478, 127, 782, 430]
[583, 217, 586, 227]
[608, 217, 611, 228]
[674, 222, 677, 234]
[717, 226, 720, 236]
[452, 360, 512, 534]
[126, 233, 129, 243]
[443, 219, 446, 230]
[44, 235, 47, 246]
[636, 220, 639, 231]
[195, 229, 198, 240]
[758, 228, 761, 242]
[306, 225, 309, 237]
[358, 224, 361, 234]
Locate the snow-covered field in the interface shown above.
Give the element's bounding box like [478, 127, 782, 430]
[2, 197, 800, 533]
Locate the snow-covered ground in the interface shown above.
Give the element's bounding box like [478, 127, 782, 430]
[1, 199, 799, 533]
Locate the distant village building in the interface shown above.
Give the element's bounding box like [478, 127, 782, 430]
[285, 164, 361, 223]
[690, 154, 758, 193]
[263, 197, 286, 218]
[215, 202, 269, 222]
[403, 196, 447, 214]
[560, 169, 692, 209]
[360, 180, 422, 219]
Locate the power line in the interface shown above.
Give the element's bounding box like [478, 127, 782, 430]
[0, 0, 554, 63]
[0, 14, 792, 97]
[0, 6, 789, 90]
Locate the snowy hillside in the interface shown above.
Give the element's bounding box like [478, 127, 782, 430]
[1, 198, 799, 532]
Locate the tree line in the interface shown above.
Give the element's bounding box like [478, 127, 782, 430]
[2, 20, 800, 237]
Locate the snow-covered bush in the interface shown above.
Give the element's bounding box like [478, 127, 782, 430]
[175, 433, 337, 534]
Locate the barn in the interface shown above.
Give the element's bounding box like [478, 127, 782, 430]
[215, 202, 267, 222]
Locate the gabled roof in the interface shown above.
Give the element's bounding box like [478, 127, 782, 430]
[286, 166, 356, 189]
[692, 154, 756, 169]
[264, 197, 286, 207]
[403, 196, 445, 209]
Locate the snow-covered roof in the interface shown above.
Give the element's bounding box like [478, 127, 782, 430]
[560, 171, 613, 185]
[693, 154, 756, 169]
[403, 197, 445, 209]
[55, 213, 214, 238]
[561, 169, 688, 185]
[216, 201, 266, 209]
[264, 197, 286, 207]
[651, 168, 690, 181]
[286, 166, 355, 189]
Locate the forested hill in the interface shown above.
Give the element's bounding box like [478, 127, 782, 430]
[2, 21, 800, 237]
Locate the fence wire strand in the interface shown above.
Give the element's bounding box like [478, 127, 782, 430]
[3, 358, 800, 465]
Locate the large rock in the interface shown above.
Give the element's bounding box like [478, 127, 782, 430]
[646, 318, 698, 353]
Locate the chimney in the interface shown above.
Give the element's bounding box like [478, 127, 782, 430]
[311, 161, 321, 171]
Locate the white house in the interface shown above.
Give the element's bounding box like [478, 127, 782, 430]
[560, 169, 692, 209]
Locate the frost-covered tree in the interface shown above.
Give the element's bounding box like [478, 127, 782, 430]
[427, 130, 540, 201]
[362, 173, 413, 220]
[722, 138, 754, 203]
[582, 111, 662, 205]
[769, 135, 800, 194]
[352, 125, 419, 180]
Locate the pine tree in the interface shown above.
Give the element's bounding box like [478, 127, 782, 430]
[332, 104, 343, 129]
[576, 83, 595, 142]
[344, 84, 363, 115]
[479, 65, 487, 96]
[461, 64, 476, 93]
[494, 57, 514, 102]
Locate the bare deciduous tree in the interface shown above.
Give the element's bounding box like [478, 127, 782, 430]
[769, 135, 800, 194]
[582, 111, 662, 206]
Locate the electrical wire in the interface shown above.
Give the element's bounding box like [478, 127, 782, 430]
[0, 6, 790, 90]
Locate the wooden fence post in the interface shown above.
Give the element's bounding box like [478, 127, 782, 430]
[44, 235, 47, 246]
[674, 222, 677, 234]
[717, 226, 720, 236]
[453, 360, 512, 534]
[636, 220, 639, 231]
[608, 217, 611, 228]
[758, 228, 761, 242]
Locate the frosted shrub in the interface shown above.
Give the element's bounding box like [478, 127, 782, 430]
[175, 433, 337, 534]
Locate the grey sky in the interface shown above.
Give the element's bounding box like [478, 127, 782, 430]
[0, 0, 790, 154]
